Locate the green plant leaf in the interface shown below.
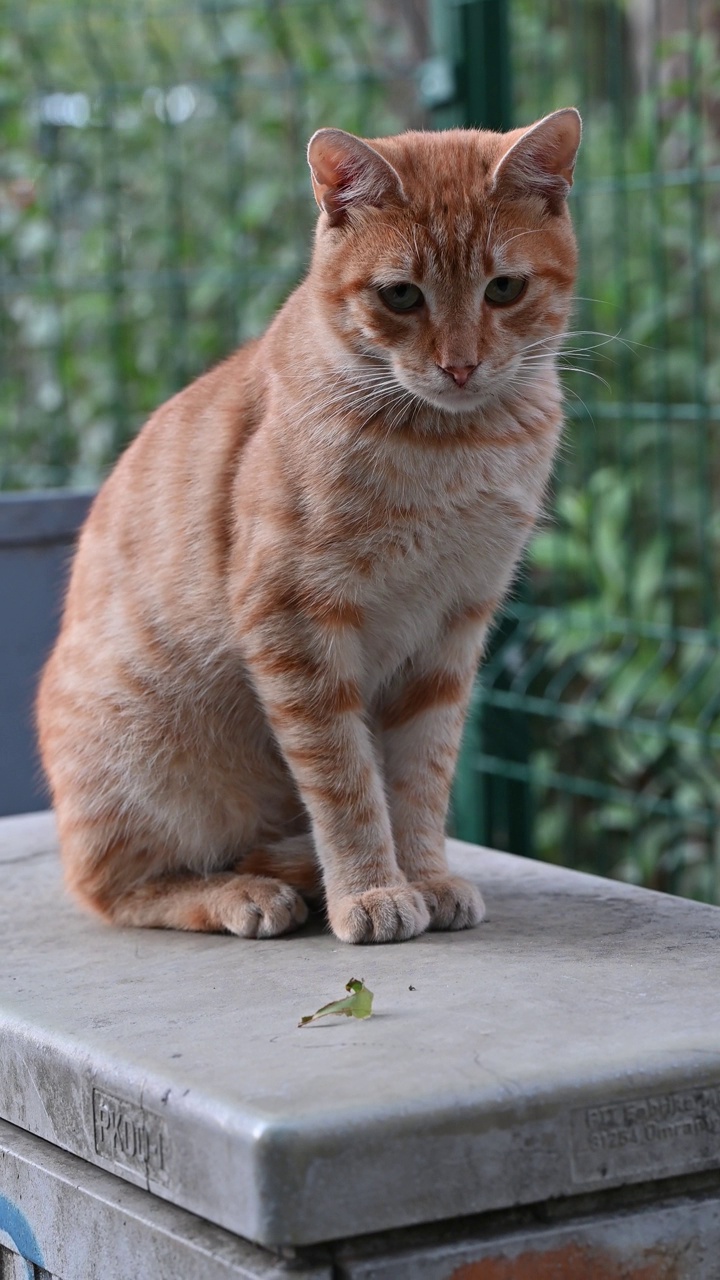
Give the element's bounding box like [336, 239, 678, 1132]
[299, 978, 374, 1027]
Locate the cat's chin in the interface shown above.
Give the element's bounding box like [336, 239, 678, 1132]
[390, 368, 492, 416]
[425, 389, 489, 415]
[408, 385, 490, 416]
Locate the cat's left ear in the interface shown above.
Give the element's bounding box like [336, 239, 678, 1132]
[491, 108, 582, 212]
[307, 128, 405, 227]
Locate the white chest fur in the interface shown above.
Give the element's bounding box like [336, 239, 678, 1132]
[353, 426, 557, 692]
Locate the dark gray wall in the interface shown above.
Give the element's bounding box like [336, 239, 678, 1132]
[0, 491, 93, 816]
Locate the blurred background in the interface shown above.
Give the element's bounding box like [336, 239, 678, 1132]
[1, 0, 718, 900]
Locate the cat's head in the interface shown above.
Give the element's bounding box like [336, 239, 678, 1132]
[307, 111, 581, 415]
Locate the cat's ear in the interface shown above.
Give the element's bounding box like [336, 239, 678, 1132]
[490, 108, 582, 212]
[307, 128, 405, 226]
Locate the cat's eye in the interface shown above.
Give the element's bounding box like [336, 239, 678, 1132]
[378, 283, 424, 312]
[484, 276, 526, 305]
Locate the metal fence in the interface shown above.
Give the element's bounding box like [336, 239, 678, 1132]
[1, 0, 718, 899]
[0, 0, 426, 487]
[450, 0, 720, 902]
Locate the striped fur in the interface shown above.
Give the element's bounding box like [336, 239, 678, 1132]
[37, 111, 581, 943]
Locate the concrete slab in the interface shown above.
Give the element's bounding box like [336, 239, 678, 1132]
[0, 1118, 328, 1280]
[2, 812, 720, 1249]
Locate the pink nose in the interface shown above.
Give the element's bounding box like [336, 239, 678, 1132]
[439, 364, 478, 388]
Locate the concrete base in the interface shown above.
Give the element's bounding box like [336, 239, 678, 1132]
[4, 1118, 720, 1280]
[3, 812, 720, 1263]
[0, 1117, 326, 1280]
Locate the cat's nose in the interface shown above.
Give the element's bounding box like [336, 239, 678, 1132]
[438, 363, 478, 388]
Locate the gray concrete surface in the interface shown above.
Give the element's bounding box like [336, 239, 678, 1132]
[3, 811, 720, 1250]
[5, 1118, 720, 1280]
[0, 1118, 327, 1280]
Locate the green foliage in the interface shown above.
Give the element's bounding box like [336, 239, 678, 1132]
[467, 0, 720, 901]
[523, 462, 720, 900]
[0, 0, 420, 489]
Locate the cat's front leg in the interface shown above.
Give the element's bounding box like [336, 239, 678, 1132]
[239, 599, 430, 944]
[379, 605, 491, 931]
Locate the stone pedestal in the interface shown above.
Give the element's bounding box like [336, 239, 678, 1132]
[2, 812, 720, 1277]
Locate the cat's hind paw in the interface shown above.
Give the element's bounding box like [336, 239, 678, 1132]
[219, 876, 309, 938]
[415, 875, 485, 931]
[329, 884, 430, 944]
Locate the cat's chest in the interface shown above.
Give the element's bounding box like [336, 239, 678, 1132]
[353, 467, 540, 684]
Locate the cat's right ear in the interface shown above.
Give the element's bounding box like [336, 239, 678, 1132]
[307, 129, 405, 227]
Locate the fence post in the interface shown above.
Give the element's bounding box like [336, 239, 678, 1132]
[427, 0, 533, 857]
[456, 0, 512, 131]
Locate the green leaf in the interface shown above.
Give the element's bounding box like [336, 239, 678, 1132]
[299, 978, 374, 1027]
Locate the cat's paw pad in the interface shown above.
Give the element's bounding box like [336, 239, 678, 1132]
[221, 876, 309, 938]
[416, 875, 485, 931]
[330, 885, 430, 944]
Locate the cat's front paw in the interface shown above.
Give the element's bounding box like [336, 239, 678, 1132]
[415, 875, 485, 931]
[329, 885, 430, 944]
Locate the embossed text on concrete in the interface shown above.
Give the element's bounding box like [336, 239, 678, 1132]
[93, 1088, 169, 1184]
[571, 1082, 720, 1184]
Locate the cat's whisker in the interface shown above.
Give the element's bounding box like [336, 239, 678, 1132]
[554, 365, 612, 390]
[301, 363, 397, 390]
[387, 393, 417, 434]
[493, 226, 542, 254]
[351, 388, 408, 434]
[522, 341, 615, 359]
[512, 353, 611, 392]
[484, 203, 501, 256]
[504, 372, 597, 427]
[363, 385, 415, 434]
[557, 383, 598, 426]
[291, 378, 401, 420]
[569, 294, 614, 307]
[515, 328, 637, 359]
[299, 371, 399, 400]
[521, 349, 613, 366]
[409, 395, 425, 430]
[565, 329, 648, 354]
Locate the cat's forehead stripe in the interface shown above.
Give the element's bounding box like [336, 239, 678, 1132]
[393, 213, 494, 288]
[367, 131, 575, 285]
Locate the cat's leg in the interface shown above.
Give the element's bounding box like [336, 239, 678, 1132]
[378, 603, 492, 931]
[43, 674, 314, 936]
[60, 825, 310, 937]
[237, 598, 430, 944]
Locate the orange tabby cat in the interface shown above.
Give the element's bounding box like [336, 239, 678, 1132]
[37, 109, 581, 944]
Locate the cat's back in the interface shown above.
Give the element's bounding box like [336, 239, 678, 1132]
[61, 338, 265, 645]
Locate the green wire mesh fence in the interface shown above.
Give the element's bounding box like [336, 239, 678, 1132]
[0, 0, 426, 486]
[451, 0, 720, 902]
[1, 0, 718, 899]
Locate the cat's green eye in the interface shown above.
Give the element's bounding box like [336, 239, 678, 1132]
[378, 283, 424, 312]
[484, 276, 526, 305]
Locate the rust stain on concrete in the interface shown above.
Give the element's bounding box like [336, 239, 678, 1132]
[451, 1240, 683, 1280]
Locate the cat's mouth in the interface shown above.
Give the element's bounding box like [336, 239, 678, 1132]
[397, 371, 490, 416]
[381, 360, 481, 414]
[434, 386, 486, 414]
